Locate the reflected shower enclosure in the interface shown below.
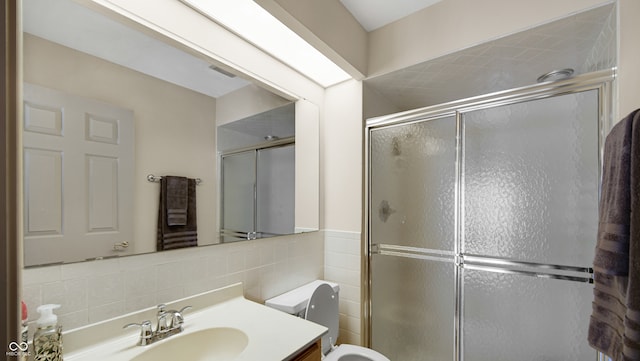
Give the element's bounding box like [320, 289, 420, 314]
[365, 70, 614, 361]
[220, 141, 295, 242]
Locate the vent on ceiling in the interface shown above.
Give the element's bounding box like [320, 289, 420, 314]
[209, 65, 237, 78]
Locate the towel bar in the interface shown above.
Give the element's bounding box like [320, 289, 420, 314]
[147, 174, 202, 185]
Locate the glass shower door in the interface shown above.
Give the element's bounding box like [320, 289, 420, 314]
[367, 87, 602, 361]
[221, 142, 296, 241]
[256, 144, 295, 237]
[221, 150, 255, 242]
[461, 90, 599, 360]
[369, 115, 457, 361]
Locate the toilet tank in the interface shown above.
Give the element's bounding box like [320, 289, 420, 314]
[265, 280, 340, 316]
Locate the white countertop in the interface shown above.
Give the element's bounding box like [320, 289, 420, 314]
[63, 283, 327, 361]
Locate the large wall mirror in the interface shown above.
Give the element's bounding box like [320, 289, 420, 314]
[22, 0, 319, 267]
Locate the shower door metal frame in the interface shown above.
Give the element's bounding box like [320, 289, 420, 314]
[363, 68, 616, 361]
[219, 136, 295, 241]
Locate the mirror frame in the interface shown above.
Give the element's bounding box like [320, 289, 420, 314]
[3, 0, 20, 348]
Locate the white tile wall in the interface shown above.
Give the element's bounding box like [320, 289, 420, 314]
[22, 229, 365, 347]
[324, 230, 363, 346]
[582, 5, 616, 73]
[21, 231, 324, 334]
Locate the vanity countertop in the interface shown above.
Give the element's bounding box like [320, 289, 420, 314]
[63, 283, 326, 361]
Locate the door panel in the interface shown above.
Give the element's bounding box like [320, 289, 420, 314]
[463, 269, 594, 361]
[23, 83, 134, 265]
[256, 144, 295, 236]
[463, 90, 599, 266]
[221, 150, 256, 241]
[369, 116, 457, 251]
[371, 254, 455, 361]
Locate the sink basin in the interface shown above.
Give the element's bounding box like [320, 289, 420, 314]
[130, 327, 249, 361]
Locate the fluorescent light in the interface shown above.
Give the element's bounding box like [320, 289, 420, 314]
[182, 0, 352, 87]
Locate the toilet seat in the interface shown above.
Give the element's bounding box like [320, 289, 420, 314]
[324, 344, 391, 361]
[306, 283, 390, 361]
[305, 283, 340, 355]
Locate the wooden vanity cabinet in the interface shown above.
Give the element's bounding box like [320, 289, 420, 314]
[290, 339, 321, 361]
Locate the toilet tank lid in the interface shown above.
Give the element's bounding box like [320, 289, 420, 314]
[265, 280, 340, 314]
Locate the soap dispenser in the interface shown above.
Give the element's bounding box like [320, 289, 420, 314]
[33, 304, 63, 361]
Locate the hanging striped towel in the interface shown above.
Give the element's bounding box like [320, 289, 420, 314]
[157, 176, 197, 251]
[165, 176, 188, 226]
[588, 109, 640, 361]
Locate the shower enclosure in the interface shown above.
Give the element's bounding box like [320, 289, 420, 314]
[364, 69, 615, 361]
[220, 140, 295, 242]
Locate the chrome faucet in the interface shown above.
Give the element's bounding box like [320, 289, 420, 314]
[124, 304, 192, 346]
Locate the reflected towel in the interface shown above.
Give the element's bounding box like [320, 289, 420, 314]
[588, 109, 640, 361]
[157, 177, 197, 251]
[165, 176, 188, 226]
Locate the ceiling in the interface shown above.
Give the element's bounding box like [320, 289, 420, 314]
[218, 103, 295, 151]
[340, 0, 443, 32]
[22, 0, 251, 99]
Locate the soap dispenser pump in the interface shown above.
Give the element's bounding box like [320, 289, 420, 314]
[33, 304, 63, 361]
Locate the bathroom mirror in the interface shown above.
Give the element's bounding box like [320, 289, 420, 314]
[21, 0, 319, 266]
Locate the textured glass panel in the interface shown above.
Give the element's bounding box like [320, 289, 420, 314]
[256, 145, 294, 236]
[463, 90, 599, 265]
[370, 116, 456, 250]
[463, 269, 595, 361]
[222, 151, 255, 239]
[371, 254, 454, 361]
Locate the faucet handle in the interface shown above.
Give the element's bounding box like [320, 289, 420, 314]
[157, 303, 167, 314]
[123, 320, 153, 345]
[169, 305, 193, 329]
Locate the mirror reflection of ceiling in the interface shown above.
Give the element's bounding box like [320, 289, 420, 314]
[22, 0, 250, 98]
[364, 4, 615, 111]
[218, 103, 295, 152]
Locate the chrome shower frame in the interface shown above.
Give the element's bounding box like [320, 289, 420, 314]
[219, 136, 295, 242]
[362, 68, 616, 361]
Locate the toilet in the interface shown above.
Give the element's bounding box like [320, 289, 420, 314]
[265, 280, 390, 361]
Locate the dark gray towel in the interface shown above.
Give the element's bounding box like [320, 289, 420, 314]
[165, 176, 188, 226]
[157, 177, 197, 251]
[589, 109, 640, 361]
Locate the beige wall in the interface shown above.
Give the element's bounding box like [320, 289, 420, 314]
[23, 34, 218, 255]
[216, 84, 292, 127]
[322, 79, 363, 232]
[295, 100, 321, 232]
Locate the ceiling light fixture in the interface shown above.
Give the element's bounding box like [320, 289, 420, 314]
[182, 0, 352, 87]
[537, 68, 574, 83]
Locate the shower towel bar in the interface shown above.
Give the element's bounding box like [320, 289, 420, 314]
[147, 174, 202, 185]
